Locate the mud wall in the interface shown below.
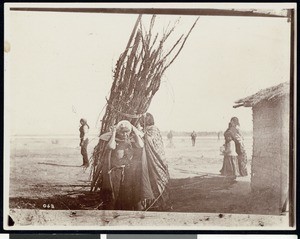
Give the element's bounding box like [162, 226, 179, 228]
[251, 96, 289, 213]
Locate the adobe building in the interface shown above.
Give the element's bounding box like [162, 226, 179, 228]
[234, 82, 290, 214]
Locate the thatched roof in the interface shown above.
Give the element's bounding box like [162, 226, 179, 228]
[233, 82, 290, 108]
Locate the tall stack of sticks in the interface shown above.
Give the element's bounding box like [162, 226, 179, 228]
[91, 14, 199, 191]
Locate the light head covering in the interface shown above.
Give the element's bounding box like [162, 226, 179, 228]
[99, 120, 143, 141]
[116, 120, 132, 133]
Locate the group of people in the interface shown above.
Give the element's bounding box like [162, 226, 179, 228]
[167, 130, 197, 147]
[81, 113, 170, 211]
[220, 117, 248, 177]
[78, 115, 247, 211]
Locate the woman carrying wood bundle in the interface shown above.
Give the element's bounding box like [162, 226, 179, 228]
[139, 113, 171, 211]
[99, 120, 144, 210]
[91, 15, 199, 208]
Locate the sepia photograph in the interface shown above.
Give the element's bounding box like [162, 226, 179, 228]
[4, 3, 296, 230]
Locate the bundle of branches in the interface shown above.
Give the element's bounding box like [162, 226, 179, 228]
[91, 14, 199, 191]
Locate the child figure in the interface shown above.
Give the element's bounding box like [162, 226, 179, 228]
[220, 134, 240, 177]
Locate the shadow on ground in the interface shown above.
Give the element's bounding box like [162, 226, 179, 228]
[38, 162, 82, 168]
[9, 174, 281, 215]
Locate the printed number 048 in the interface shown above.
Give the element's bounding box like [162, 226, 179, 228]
[43, 204, 55, 209]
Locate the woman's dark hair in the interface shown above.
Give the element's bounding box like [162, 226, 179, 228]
[80, 118, 90, 129]
[230, 117, 240, 127]
[141, 112, 155, 127]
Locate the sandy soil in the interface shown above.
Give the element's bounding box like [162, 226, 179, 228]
[6, 135, 288, 228]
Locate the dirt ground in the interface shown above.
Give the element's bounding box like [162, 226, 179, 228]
[8, 136, 280, 216]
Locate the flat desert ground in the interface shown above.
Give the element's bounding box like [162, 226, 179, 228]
[6, 135, 289, 228]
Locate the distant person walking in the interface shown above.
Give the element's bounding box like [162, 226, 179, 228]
[191, 131, 197, 146]
[224, 117, 248, 176]
[167, 130, 175, 148]
[79, 118, 90, 167]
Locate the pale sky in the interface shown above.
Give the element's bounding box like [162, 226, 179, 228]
[5, 4, 291, 135]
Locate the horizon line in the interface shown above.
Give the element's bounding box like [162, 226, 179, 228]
[11, 130, 253, 136]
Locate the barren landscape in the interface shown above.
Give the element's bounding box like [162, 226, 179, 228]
[9, 135, 258, 212]
[6, 135, 291, 228]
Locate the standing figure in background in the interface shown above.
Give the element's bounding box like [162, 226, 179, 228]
[220, 132, 240, 177]
[225, 117, 248, 176]
[79, 118, 90, 167]
[139, 113, 171, 211]
[167, 130, 174, 148]
[191, 131, 197, 147]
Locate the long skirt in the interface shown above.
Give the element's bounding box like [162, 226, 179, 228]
[101, 163, 136, 210]
[102, 149, 143, 210]
[80, 138, 89, 166]
[220, 155, 240, 177]
[237, 152, 248, 176]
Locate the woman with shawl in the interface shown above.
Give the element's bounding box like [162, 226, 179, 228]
[220, 128, 240, 177]
[224, 117, 248, 176]
[139, 113, 171, 211]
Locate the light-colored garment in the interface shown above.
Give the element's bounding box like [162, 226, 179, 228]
[220, 140, 239, 176]
[79, 124, 89, 141]
[224, 126, 248, 176]
[225, 140, 238, 157]
[82, 125, 89, 139]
